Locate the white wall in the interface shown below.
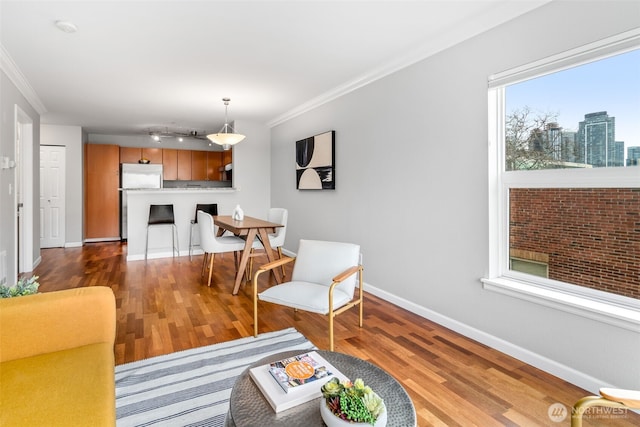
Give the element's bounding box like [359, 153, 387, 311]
[270, 1, 640, 392]
[40, 124, 83, 246]
[0, 70, 40, 283]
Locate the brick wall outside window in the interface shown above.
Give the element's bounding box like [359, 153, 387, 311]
[510, 188, 640, 300]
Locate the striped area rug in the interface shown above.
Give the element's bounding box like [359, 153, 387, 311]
[115, 328, 316, 427]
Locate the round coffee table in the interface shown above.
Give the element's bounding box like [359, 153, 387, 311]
[225, 350, 416, 427]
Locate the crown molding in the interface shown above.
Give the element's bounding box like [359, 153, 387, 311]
[1, 44, 47, 115]
[267, 0, 552, 128]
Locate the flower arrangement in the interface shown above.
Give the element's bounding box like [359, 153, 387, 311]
[321, 377, 385, 425]
[0, 276, 40, 298]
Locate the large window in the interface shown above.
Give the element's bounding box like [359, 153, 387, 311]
[484, 30, 640, 328]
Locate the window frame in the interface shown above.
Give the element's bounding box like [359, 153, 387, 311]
[482, 29, 640, 331]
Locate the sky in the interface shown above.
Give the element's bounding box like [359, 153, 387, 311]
[506, 48, 640, 157]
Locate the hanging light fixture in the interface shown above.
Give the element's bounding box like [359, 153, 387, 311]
[207, 98, 245, 146]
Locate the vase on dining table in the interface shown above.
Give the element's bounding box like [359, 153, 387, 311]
[232, 205, 244, 221]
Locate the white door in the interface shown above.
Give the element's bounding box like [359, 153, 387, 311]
[40, 146, 66, 248]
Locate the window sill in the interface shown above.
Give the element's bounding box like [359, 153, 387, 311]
[481, 277, 640, 332]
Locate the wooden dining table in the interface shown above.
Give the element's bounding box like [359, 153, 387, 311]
[214, 215, 284, 295]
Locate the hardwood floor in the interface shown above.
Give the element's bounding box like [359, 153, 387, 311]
[33, 242, 638, 426]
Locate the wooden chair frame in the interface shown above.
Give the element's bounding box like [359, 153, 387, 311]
[571, 388, 640, 427]
[252, 256, 364, 351]
[201, 251, 240, 287]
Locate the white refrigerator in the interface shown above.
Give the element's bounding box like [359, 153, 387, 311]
[120, 163, 163, 239]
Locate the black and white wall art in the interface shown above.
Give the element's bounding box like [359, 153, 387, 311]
[295, 130, 335, 190]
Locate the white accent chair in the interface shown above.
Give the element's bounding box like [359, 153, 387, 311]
[249, 208, 288, 277]
[198, 211, 247, 287]
[253, 239, 363, 351]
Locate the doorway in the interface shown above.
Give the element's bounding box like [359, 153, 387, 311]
[40, 145, 66, 248]
[15, 105, 34, 277]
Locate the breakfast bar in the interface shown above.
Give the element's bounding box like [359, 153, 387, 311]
[125, 188, 239, 261]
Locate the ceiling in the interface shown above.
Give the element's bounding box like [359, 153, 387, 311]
[0, 1, 549, 137]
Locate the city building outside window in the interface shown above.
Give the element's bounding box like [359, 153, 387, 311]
[484, 30, 640, 327]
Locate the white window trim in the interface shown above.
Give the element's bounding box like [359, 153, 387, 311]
[484, 30, 640, 332]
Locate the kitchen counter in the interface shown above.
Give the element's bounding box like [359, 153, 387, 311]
[127, 188, 237, 194]
[125, 188, 240, 261]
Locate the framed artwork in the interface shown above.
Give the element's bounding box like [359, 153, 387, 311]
[295, 130, 335, 190]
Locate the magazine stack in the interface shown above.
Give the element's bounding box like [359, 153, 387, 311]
[249, 351, 348, 413]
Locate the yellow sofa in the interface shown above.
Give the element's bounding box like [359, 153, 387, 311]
[0, 287, 116, 426]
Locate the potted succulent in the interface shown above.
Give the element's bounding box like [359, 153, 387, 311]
[320, 377, 386, 426]
[0, 276, 40, 298]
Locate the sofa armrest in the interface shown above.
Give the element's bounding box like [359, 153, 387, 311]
[0, 287, 116, 362]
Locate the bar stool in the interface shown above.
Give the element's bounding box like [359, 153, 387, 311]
[189, 203, 218, 260]
[145, 204, 179, 260]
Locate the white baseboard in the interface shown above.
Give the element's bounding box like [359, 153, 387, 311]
[84, 237, 121, 243]
[31, 255, 41, 271]
[254, 247, 612, 393]
[119, 241, 611, 393]
[127, 249, 198, 262]
[64, 241, 83, 248]
[281, 248, 295, 257]
[364, 282, 613, 395]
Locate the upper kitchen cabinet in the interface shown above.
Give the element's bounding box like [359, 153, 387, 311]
[162, 149, 178, 180]
[222, 150, 232, 167]
[142, 147, 162, 164]
[191, 151, 207, 180]
[120, 147, 141, 164]
[207, 151, 222, 181]
[85, 144, 120, 240]
[120, 146, 231, 181]
[120, 147, 162, 164]
[177, 150, 192, 180]
[220, 150, 233, 181]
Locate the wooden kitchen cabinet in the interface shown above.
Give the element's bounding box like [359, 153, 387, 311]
[142, 147, 163, 164]
[162, 149, 178, 180]
[120, 146, 230, 181]
[85, 144, 120, 240]
[191, 151, 207, 180]
[207, 151, 222, 181]
[120, 147, 141, 164]
[177, 150, 192, 180]
[222, 150, 232, 167]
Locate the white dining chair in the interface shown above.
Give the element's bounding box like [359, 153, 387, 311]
[189, 203, 218, 260]
[253, 239, 363, 351]
[198, 211, 247, 287]
[249, 208, 288, 277]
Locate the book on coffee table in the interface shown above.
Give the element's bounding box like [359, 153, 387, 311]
[249, 351, 348, 413]
[268, 352, 332, 393]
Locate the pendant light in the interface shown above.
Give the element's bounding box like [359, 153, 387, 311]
[207, 98, 245, 146]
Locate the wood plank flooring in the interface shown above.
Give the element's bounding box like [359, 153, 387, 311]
[32, 242, 639, 426]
